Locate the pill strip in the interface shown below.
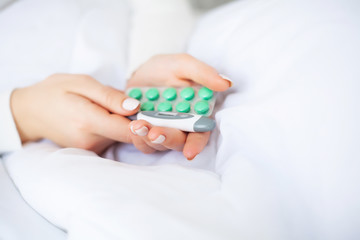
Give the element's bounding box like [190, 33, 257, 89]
[126, 86, 216, 117]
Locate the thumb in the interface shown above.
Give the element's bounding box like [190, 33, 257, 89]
[68, 75, 140, 116]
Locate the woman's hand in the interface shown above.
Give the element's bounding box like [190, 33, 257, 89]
[11, 74, 140, 154]
[127, 54, 232, 160]
[129, 119, 211, 160]
[128, 54, 231, 91]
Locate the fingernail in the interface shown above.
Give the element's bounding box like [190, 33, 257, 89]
[123, 98, 140, 111]
[130, 125, 136, 135]
[219, 73, 233, 87]
[133, 126, 148, 136]
[151, 135, 165, 144]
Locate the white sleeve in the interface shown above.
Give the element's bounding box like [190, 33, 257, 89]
[0, 89, 22, 154]
[126, 0, 196, 77]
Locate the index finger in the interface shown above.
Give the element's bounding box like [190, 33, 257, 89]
[85, 101, 133, 144]
[175, 54, 232, 91]
[147, 125, 187, 152]
[64, 74, 140, 116]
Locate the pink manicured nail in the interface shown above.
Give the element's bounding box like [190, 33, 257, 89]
[151, 135, 165, 144]
[219, 73, 233, 87]
[130, 125, 136, 135]
[123, 98, 140, 111]
[132, 126, 148, 136]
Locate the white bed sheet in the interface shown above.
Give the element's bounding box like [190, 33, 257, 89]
[0, 158, 66, 240]
[2, 0, 360, 239]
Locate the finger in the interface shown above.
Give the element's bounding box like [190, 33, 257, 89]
[130, 134, 157, 154]
[67, 75, 140, 116]
[90, 137, 115, 155]
[129, 120, 168, 153]
[175, 54, 232, 91]
[147, 126, 187, 152]
[182, 131, 211, 160]
[93, 113, 133, 143]
[129, 120, 168, 152]
[73, 95, 133, 143]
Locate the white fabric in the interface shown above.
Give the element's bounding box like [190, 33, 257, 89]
[6, 143, 233, 240]
[126, 0, 195, 77]
[3, 0, 360, 239]
[0, 90, 21, 153]
[188, 1, 360, 238]
[0, 0, 13, 9]
[68, 0, 131, 87]
[0, 158, 66, 240]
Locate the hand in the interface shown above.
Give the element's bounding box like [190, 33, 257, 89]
[11, 74, 140, 154]
[127, 54, 232, 160]
[128, 54, 231, 91]
[129, 119, 211, 160]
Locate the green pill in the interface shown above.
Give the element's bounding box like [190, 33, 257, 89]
[128, 88, 142, 100]
[194, 100, 209, 115]
[176, 101, 191, 113]
[157, 101, 173, 112]
[198, 87, 213, 100]
[140, 102, 155, 111]
[146, 88, 159, 101]
[162, 88, 177, 101]
[180, 87, 195, 101]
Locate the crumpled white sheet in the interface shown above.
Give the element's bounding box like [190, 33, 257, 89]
[3, 0, 360, 239]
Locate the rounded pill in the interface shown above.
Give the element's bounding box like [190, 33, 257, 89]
[140, 102, 155, 111]
[176, 101, 191, 113]
[198, 87, 213, 100]
[162, 88, 177, 101]
[146, 88, 159, 101]
[180, 87, 195, 101]
[194, 100, 209, 115]
[128, 88, 142, 100]
[157, 101, 173, 112]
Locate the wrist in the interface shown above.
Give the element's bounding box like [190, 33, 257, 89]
[10, 88, 42, 143]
